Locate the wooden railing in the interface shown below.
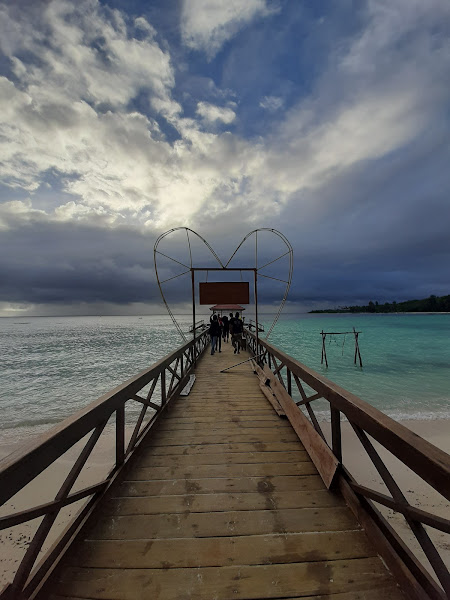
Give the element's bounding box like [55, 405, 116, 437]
[189, 319, 207, 333]
[0, 331, 209, 600]
[247, 319, 264, 332]
[244, 329, 450, 600]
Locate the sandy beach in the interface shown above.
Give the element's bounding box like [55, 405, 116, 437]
[0, 419, 449, 589]
[0, 432, 117, 589]
[332, 419, 450, 576]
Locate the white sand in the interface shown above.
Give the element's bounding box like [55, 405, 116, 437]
[0, 433, 116, 588]
[324, 419, 450, 573]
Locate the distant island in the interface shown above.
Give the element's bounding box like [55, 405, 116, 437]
[310, 294, 450, 313]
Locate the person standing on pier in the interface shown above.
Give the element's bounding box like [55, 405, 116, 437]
[217, 316, 223, 352]
[231, 311, 243, 354]
[209, 314, 221, 355]
[222, 314, 229, 342]
[229, 312, 235, 341]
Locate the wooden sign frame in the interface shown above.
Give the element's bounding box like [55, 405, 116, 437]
[199, 281, 250, 305]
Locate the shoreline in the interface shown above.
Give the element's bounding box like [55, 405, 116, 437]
[309, 311, 450, 315]
[1, 418, 449, 587]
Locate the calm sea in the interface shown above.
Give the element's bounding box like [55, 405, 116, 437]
[0, 313, 449, 444]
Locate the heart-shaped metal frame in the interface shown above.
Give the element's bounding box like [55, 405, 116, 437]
[154, 228, 293, 341]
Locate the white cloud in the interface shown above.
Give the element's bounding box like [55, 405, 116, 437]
[0, 2, 182, 222]
[134, 16, 157, 36]
[0, 2, 174, 109]
[0, 0, 448, 237]
[0, 1, 256, 230]
[196, 101, 236, 124]
[341, 0, 450, 77]
[259, 96, 284, 111]
[259, 85, 430, 198]
[244, 0, 450, 205]
[180, 0, 277, 58]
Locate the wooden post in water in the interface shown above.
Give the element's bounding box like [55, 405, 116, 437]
[353, 326, 363, 367]
[320, 330, 328, 367]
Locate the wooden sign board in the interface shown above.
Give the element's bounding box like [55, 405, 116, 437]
[199, 282, 249, 305]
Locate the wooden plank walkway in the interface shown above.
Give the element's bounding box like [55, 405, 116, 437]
[42, 341, 404, 599]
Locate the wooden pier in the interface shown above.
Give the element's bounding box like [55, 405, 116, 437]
[42, 343, 401, 599]
[1, 330, 449, 599]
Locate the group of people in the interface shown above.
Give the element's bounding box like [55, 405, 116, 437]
[208, 312, 244, 355]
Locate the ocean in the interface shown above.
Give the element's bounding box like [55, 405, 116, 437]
[0, 313, 449, 444]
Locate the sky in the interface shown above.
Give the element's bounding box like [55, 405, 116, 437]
[0, 0, 449, 317]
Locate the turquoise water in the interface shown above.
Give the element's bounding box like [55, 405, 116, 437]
[0, 313, 449, 443]
[0, 316, 191, 443]
[263, 313, 450, 421]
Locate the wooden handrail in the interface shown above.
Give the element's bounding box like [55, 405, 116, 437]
[0, 480, 109, 531]
[0, 334, 206, 505]
[0, 330, 209, 599]
[245, 329, 450, 500]
[244, 328, 450, 599]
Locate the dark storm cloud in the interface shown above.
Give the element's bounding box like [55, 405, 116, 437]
[0, 196, 449, 315]
[0, 219, 294, 310]
[0, 221, 159, 306]
[275, 126, 450, 305]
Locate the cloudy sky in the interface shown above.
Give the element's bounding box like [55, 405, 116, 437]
[1, 0, 449, 316]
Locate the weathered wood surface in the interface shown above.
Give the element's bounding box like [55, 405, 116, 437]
[261, 362, 340, 489]
[252, 360, 286, 416]
[40, 342, 403, 599]
[246, 331, 450, 501]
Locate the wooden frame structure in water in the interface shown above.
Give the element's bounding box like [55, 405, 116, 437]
[320, 326, 363, 367]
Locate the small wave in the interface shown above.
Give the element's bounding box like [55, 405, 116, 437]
[0, 416, 63, 429]
[384, 410, 450, 422]
[302, 409, 450, 423]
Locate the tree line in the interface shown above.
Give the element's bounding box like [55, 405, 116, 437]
[310, 294, 450, 313]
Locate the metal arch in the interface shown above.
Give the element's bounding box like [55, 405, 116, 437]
[224, 228, 293, 340]
[154, 227, 293, 342]
[186, 228, 192, 269]
[155, 227, 224, 268]
[154, 227, 224, 341]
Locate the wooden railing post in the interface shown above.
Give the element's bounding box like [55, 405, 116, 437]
[331, 407, 342, 463]
[161, 370, 166, 405]
[10, 423, 106, 596]
[116, 406, 125, 467]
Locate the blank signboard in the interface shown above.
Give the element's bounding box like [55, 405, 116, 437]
[199, 282, 250, 305]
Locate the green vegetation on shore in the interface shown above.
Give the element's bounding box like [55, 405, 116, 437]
[310, 294, 450, 314]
